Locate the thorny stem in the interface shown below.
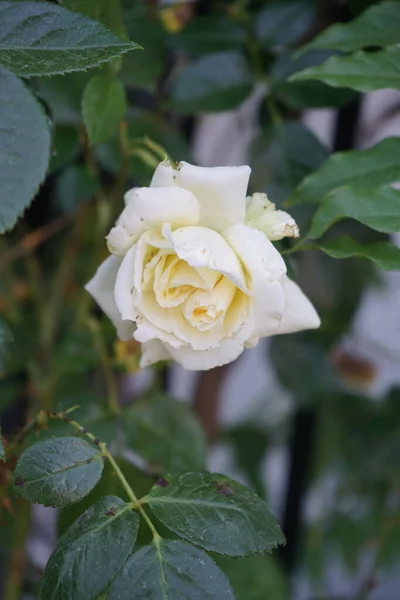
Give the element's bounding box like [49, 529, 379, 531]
[75, 121, 130, 327]
[2, 109, 132, 600]
[47, 411, 160, 539]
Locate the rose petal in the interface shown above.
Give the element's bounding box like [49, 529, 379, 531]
[113, 186, 200, 244]
[85, 256, 135, 341]
[166, 337, 245, 371]
[140, 340, 171, 368]
[162, 224, 248, 292]
[224, 224, 286, 338]
[165, 292, 254, 370]
[114, 245, 138, 322]
[245, 193, 299, 241]
[134, 315, 183, 348]
[123, 186, 138, 206]
[137, 291, 176, 336]
[278, 278, 321, 335]
[150, 160, 176, 187]
[174, 161, 251, 230]
[133, 236, 160, 296]
[183, 276, 236, 331]
[137, 291, 224, 351]
[222, 290, 251, 339]
[244, 337, 259, 349]
[154, 255, 201, 308]
[106, 224, 135, 257]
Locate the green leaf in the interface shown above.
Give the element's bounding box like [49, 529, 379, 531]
[271, 51, 356, 108]
[13, 437, 103, 507]
[146, 472, 285, 556]
[109, 539, 235, 600]
[58, 459, 153, 537]
[55, 165, 99, 212]
[270, 336, 339, 403]
[350, 0, 381, 16]
[0, 1, 140, 77]
[216, 555, 288, 600]
[120, 46, 164, 92]
[328, 391, 400, 479]
[119, 2, 166, 91]
[255, 0, 317, 48]
[0, 380, 24, 414]
[123, 393, 207, 473]
[306, 185, 400, 239]
[0, 65, 51, 233]
[41, 496, 138, 600]
[229, 426, 269, 498]
[304, 236, 400, 271]
[250, 120, 329, 196]
[96, 110, 190, 183]
[59, 0, 125, 37]
[302, 1, 400, 53]
[49, 125, 80, 173]
[0, 425, 4, 461]
[82, 75, 127, 145]
[290, 48, 400, 92]
[35, 72, 91, 125]
[168, 51, 254, 114]
[23, 404, 118, 450]
[288, 136, 400, 206]
[52, 328, 99, 373]
[171, 16, 246, 55]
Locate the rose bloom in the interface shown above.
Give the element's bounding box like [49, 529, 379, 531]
[86, 161, 320, 371]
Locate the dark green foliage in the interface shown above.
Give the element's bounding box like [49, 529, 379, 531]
[169, 52, 254, 113]
[123, 393, 207, 473]
[14, 437, 103, 507]
[2, 0, 400, 596]
[0, 1, 140, 77]
[109, 540, 235, 600]
[289, 137, 400, 206]
[146, 472, 285, 556]
[303, 1, 400, 52]
[0, 65, 51, 233]
[82, 75, 127, 146]
[41, 496, 139, 600]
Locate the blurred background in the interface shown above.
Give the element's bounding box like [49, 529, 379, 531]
[1, 0, 400, 598]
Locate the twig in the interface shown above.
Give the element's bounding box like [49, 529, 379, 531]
[48, 411, 159, 538]
[3, 499, 31, 600]
[0, 214, 74, 272]
[87, 318, 120, 416]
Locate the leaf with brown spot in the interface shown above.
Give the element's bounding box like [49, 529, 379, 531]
[155, 477, 169, 488]
[41, 496, 138, 600]
[146, 472, 285, 556]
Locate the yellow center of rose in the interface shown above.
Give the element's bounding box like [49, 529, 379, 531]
[141, 245, 240, 333]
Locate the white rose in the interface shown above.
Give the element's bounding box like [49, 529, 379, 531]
[245, 193, 300, 241]
[86, 160, 320, 371]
